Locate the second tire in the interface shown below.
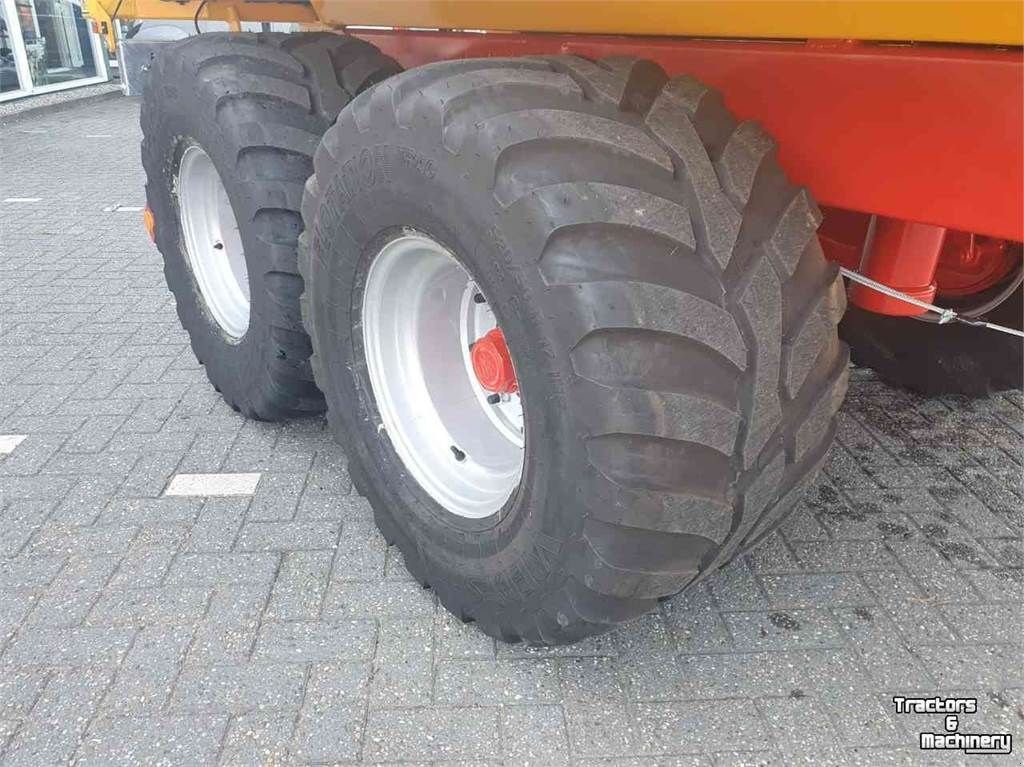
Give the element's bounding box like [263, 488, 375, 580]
[142, 32, 400, 419]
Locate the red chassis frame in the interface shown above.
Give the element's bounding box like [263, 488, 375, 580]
[350, 29, 1024, 315]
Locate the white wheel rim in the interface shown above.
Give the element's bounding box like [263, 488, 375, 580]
[362, 232, 525, 519]
[177, 145, 250, 339]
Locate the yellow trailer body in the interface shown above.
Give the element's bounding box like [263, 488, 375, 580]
[85, 0, 1024, 49]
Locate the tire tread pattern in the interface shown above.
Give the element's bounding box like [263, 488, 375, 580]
[300, 53, 848, 643]
[142, 32, 399, 419]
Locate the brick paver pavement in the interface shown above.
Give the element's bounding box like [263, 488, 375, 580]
[1, 95, 1021, 766]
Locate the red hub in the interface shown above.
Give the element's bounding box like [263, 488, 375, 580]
[935, 232, 1020, 298]
[471, 328, 518, 394]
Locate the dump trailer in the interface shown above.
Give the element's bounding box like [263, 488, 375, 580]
[83, 0, 1023, 644]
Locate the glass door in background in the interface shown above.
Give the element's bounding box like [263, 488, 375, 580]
[0, 0, 107, 101]
[1, 0, 29, 98]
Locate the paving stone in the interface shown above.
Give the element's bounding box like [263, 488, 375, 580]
[558, 655, 626, 701]
[826, 691, 906, 747]
[330, 522, 388, 580]
[759, 573, 875, 609]
[183, 497, 250, 552]
[936, 602, 1023, 644]
[833, 607, 936, 688]
[0, 434, 67, 476]
[172, 663, 307, 714]
[364, 706, 500, 762]
[221, 710, 295, 766]
[105, 541, 178, 589]
[0, 502, 49, 558]
[564, 701, 638, 758]
[75, 713, 229, 765]
[4, 625, 134, 666]
[185, 583, 272, 665]
[23, 554, 121, 627]
[1, 666, 113, 765]
[663, 585, 736, 653]
[86, 585, 210, 626]
[711, 561, 774, 611]
[234, 520, 340, 552]
[0, 666, 48, 718]
[435, 657, 561, 706]
[324, 579, 436, 621]
[265, 550, 333, 620]
[672, 649, 866, 700]
[755, 695, 844, 759]
[246, 472, 306, 521]
[0, 554, 64, 590]
[27, 523, 138, 558]
[878, 600, 959, 646]
[165, 552, 278, 586]
[282, 665, 365, 759]
[97, 496, 202, 526]
[102, 625, 196, 714]
[915, 644, 1023, 688]
[48, 476, 124, 525]
[636, 700, 772, 755]
[723, 608, 846, 650]
[291, 700, 362, 762]
[254, 619, 377, 663]
[790, 540, 898, 572]
[368, 618, 433, 706]
[433, 608, 496, 660]
[501, 704, 571, 766]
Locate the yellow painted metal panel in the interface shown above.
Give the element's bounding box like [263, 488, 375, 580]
[85, 0, 1023, 47]
[316, 1, 1023, 46]
[84, 0, 318, 47]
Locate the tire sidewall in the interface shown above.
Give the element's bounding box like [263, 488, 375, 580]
[309, 134, 586, 613]
[143, 56, 284, 412]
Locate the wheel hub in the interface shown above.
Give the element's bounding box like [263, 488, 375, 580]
[361, 232, 525, 520]
[471, 328, 518, 394]
[176, 144, 250, 339]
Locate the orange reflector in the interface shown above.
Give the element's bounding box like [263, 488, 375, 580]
[143, 206, 156, 242]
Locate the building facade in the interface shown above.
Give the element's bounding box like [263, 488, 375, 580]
[1, 0, 108, 101]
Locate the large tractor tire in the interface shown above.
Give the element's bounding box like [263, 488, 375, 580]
[300, 56, 849, 644]
[142, 32, 400, 420]
[839, 282, 1023, 396]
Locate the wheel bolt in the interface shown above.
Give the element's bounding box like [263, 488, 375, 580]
[473, 292, 486, 304]
[213, 241, 224, 250]
[486, 393, 500, 404]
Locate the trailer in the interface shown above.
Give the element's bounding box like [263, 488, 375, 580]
[82, 0, 1023, 644]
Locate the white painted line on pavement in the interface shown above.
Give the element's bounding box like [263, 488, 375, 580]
[102, 204, 146, 212]
[3, 198, 42, 203]
[164, 472, 262, 497]
[86, 134, 113, 138]
[0, 435, 27, 455]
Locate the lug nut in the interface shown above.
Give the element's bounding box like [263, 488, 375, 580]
[486, 393, 501, 404]
[473, 292, 486, 304]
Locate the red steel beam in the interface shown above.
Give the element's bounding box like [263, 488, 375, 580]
[350, 30, 1023, 242]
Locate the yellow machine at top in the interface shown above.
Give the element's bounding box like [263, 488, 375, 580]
[84, 0, 1024, 49]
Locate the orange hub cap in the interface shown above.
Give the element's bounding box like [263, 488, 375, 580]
[470, 328, 518, 394]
